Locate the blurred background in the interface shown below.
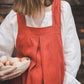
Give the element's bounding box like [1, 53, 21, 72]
[0, 0, 84, 84]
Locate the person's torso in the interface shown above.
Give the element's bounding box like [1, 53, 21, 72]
[14, 0, 65, 84]
[14, 1, 65, 48]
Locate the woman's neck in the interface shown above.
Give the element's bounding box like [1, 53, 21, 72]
[31, 5, 52, 27]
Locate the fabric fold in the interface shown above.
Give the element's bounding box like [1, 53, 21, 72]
[63, 71, 81, 84]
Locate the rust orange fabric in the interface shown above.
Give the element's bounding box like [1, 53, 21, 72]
[10, 0, 65, 84]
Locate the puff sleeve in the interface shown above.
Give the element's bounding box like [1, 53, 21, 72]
[0, 10, 17, 57]
[62, 1, 81, 84]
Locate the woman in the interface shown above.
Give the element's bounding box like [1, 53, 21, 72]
[0, 0, 81, 84]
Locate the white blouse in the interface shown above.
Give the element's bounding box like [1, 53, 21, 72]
[0, 0, 81, 84]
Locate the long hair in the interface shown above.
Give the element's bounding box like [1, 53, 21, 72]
[13, 0, 54, 16]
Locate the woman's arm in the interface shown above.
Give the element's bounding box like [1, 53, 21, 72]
[0, 10, 16, 57]
[62, 1, 81, 84]
[0, 10, 22, 81]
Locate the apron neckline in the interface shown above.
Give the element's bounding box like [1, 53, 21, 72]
[16, 0, 60, 35]
[23, 0, 55, 30]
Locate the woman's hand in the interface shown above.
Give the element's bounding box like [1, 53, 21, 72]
[0, 64, 21, 81]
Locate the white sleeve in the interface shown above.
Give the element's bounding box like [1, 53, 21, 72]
[62, 1, 81, 84]
[0, 10, 18, 57]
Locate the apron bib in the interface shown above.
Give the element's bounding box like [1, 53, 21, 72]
[10, 0, 65, 84]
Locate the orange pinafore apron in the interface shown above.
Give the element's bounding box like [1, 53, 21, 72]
[10, 0, 65, 84]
